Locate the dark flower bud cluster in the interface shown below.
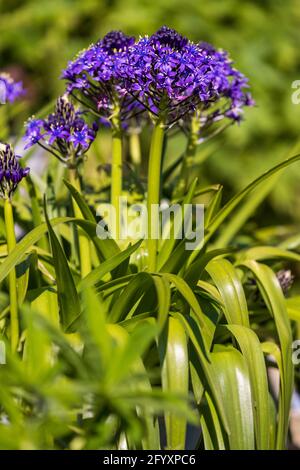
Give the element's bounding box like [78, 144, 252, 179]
[0, 72, 24, 104]
[0, 143, 29, 198]
[62, 31, 141, 127]
[248, 268, 294, 304]
[24, 95, 97, 165]
[276, 269, 294, 295]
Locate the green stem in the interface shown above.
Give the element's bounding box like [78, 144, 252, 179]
[68, 167, 91, 278]
[26, 176, 48, 251]
[173, 113, 200, 198]
[147, 120, 165, 272]
[129, 132, 141, 167]
[111, 124, 123, 240]
[4, 198, 18, 352]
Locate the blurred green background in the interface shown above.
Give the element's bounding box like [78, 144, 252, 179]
[1, 0, 300, 221]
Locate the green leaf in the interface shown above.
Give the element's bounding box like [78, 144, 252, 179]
[152, 274, 171, 331]
[108, 273, 153, 323]
[106, 322, 157, 385]
[161, 273, 205, 328]
[172, 311, 229, 434]
[213, 174, 279, 248]
[204, 185, 223, 227]
[0, 216, 74, 284]
[239, 261, 294, 449]
[206, 258, 249, 327]
[200, 391, 225, 450]
[211, 347, 255, 450]
[188, 152, 300, 265]
[63, 178, 97, 222]
[226, 325, 270, 449]
[184, 248, 231, 287]
[238, 246, 300, 263]
[78, 241, 142, 292]
[158, 178, 198, 270]
[159, 317, 189, 450]
[159, 238, 189, 274]
[64, 180, 120, 259]
[286, 296, 300, 321]
[207, 153, 300, 240]
[44, 203, 81, 333]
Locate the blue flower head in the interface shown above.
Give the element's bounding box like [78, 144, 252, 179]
[0, 73, 24, 104]
[24, 95, 97, 165]
[62, 31, 140, 127]
[122, 27, 254, 128]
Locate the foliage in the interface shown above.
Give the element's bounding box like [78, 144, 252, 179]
[0, 14, 300, 452]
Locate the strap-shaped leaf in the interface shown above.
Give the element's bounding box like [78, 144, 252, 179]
[240, 261, 294, 449]
[188, 152, 300, 265]
[152, 274, 171, 330]
[159, 317, 189, 450]
[158, 178, 198, 270]
[161, 273, 204, 327]
[200, 391, 225, 450]
[184, 248, 231, 287]
[78, 241, 142, 291]
[172, 311, 229, 434]
[0, 216, 73, 284]
[206, 258, 249, 327]
[108, 273, 153, 323]
[238, 246, 300, 263]
[286, 296, 300, 321]
[211, 347, 255, 450]
[44, 204, 81, 333]
[204, 185, 223, 227]
[227, 325, 270, 449]
[207, 152, 300, 241]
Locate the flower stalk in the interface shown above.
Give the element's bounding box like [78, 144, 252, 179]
[111, 112, 123, 240]
[147, 119, 165, 272]
[68, 165, 91, 278]
[4, 198, 18, 351]
[173, 112, 201, 198]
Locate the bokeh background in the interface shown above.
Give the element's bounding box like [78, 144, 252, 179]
[1, 0, 300, 222]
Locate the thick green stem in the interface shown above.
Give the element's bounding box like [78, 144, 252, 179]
[68, 168, 91, 278]
[4, 198, 18, 352]
[147, 120, 165, 272]
[173, 113, 201, 198]
[111, 125, 123, 240]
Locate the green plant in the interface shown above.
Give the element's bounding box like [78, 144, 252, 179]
[1, 26, 300, 451]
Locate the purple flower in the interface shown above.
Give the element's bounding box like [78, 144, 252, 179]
[24, 95, 97, 165]
[62, 27, 254, 135]
[122, 27, 254, 127]
[24, 118, 43, 148]
[69, 123, 96, 149]
[62, 31, 143, 128]
[0, 143, 29, 198]
[0, 73, 24, 104]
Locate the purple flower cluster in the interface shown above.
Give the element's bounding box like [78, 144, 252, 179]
[0, 143, 29, 198]
[62, 31, 139, 126]
[121, 27, 254, 126]
[62, 27, 253, 130]
[0, 73, 24, 104]
[24, 96, 97, 164]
